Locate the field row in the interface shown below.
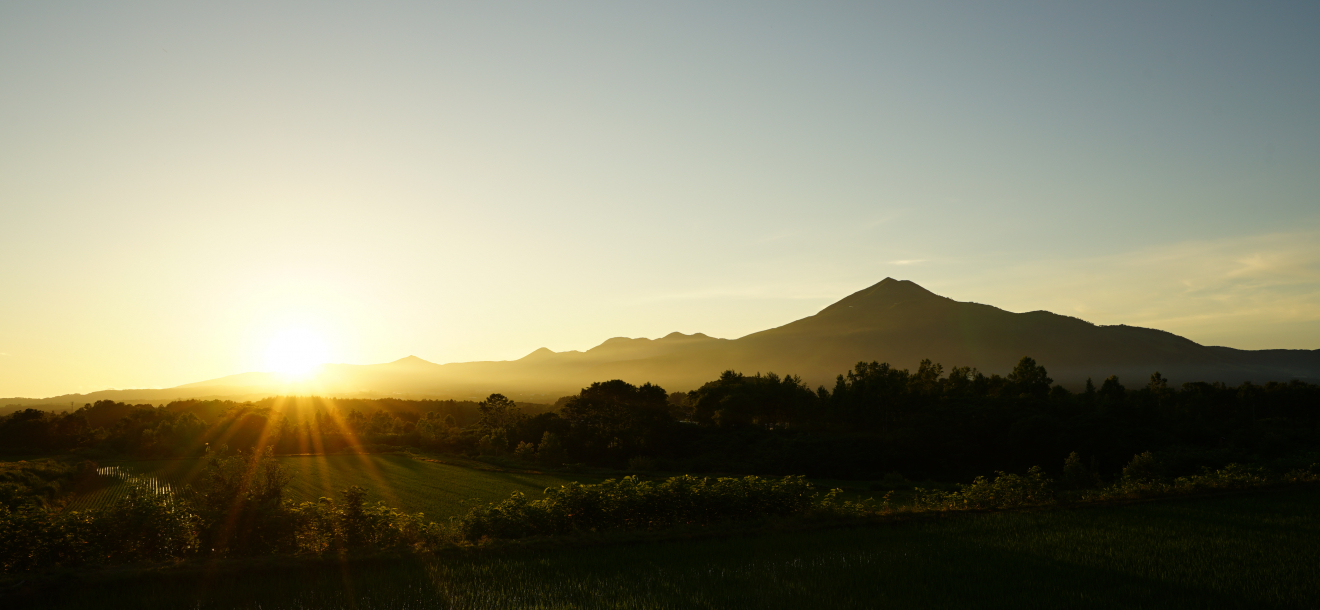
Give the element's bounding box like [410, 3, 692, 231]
[65, 466, 175, 513]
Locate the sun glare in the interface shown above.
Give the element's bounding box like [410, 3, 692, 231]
[265, 328, 329, 378]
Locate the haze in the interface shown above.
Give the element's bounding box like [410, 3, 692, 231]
[2, 1, 1318, 398]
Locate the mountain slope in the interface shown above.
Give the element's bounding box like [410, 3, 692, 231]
[719, 278, 1315, 387]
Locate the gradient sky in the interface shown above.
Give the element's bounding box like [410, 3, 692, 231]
[2, 1, 1318, 398]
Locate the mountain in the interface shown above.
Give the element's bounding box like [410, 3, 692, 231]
[725, 279, 1320, 387]
[4, 279, 1318, 410]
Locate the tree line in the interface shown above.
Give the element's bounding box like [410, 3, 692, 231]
[2, 357, 1317, 481]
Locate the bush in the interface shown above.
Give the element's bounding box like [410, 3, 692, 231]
[0, 453, 445, 573]
[96, 484, 198, 562]
[477, 430, 509, 455]
[537, 432, 566, 466]
[1061, 452, 1098, 490]
[913, 466, 1054, 511]
[0, 459, 84, 510]
[290, 486, 441, 554]
[1083, 462, 1320, 501]
[0, 479, 195, 572]
[1122, 451, 1161, 483]
[184, 447, 298, 556]
[513, 441, 537, 462]
[452, 475, 818, 541]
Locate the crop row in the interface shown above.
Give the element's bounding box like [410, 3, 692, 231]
[66, 466, 175, 512]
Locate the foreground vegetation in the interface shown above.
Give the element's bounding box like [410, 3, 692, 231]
[10, 487, 1319, 609]
[3, 356, 1317, 605]
[77, 453, 603, 519]
[2, 443, 1316, 575]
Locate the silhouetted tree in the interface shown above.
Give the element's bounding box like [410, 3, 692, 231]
[477, 393, 522, 433]
[1099, 375, 1126, 402]
[692, 371, 815, 428]
[560, 380, 671, 464]
[1007, 356, 1052, 397]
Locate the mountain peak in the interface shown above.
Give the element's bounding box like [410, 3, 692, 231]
[659, 331, 716, 342]
[389, 355, 435, 366]
[519, 347, 557, 360]
[817, 278, 946, 316]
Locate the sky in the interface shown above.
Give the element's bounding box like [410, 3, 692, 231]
[2, 1, 1318, 398]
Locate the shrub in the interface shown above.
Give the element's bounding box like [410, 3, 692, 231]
[1061, 452, 1098, 489]
[1082, 462, 1320, 502]
[0, 462, 444, 573]
[452, 474, 818, 541]
[290, 486, 441, 554]
[913, 466, 1054, 511]
[1122, 451, 1161, 483]
[477, 431, 509, 455]
[96, 484, 198, 562]
[537, 432, 566, 466]
[0, 479, 196, 572]
[0, 459, 84, 510]
[513, 441, 537, 462]
[183, 447, 299, 556]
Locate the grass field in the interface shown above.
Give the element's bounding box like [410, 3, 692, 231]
[71, 454, 905, 518]
[79, 453, 606, 519]
[276, 454, 608, 518]
[28, 486, 1320, 609]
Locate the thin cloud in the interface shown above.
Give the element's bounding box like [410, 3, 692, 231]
[954, 229, 1320, 348]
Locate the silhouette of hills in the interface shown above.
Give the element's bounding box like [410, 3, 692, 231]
[4, 278, 1317, 411]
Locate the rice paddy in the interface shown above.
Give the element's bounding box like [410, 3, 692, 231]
[24, 485, 1320, 609]
[65, 465, 176, 512]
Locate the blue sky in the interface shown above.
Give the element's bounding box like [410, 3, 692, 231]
[2, 1, 1318, 396]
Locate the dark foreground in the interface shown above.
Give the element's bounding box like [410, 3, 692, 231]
[11, 487, 1319, 609]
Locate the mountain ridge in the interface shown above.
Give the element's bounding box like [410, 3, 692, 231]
[4, 278, 1317, 410]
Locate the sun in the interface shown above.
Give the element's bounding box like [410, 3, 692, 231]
[265, 328, 329, 378]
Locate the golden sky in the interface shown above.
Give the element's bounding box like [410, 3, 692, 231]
[2, 2, 1318, 397]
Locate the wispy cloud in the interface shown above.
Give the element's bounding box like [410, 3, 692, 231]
[956, 229, 1320, 348]
[888, 259, 927, 266]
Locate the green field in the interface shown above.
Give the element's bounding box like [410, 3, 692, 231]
[277, 454, 608, 518]
[31, 486, 1320, 609]
[79, 453, 606, 519]
[71, 454, 903, 519]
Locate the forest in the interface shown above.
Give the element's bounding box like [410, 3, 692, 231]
[4, 356, 1316, 483]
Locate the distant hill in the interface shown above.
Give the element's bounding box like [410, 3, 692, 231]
[4, 278, 1317, 413]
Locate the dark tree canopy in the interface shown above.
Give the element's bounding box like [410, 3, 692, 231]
[4, 355, 1318, 482]
[560, 380, 670, 464]
[691, 371, 815, 428]
[477, 393, 522, 433]
[1007, 356, 1053, 397]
